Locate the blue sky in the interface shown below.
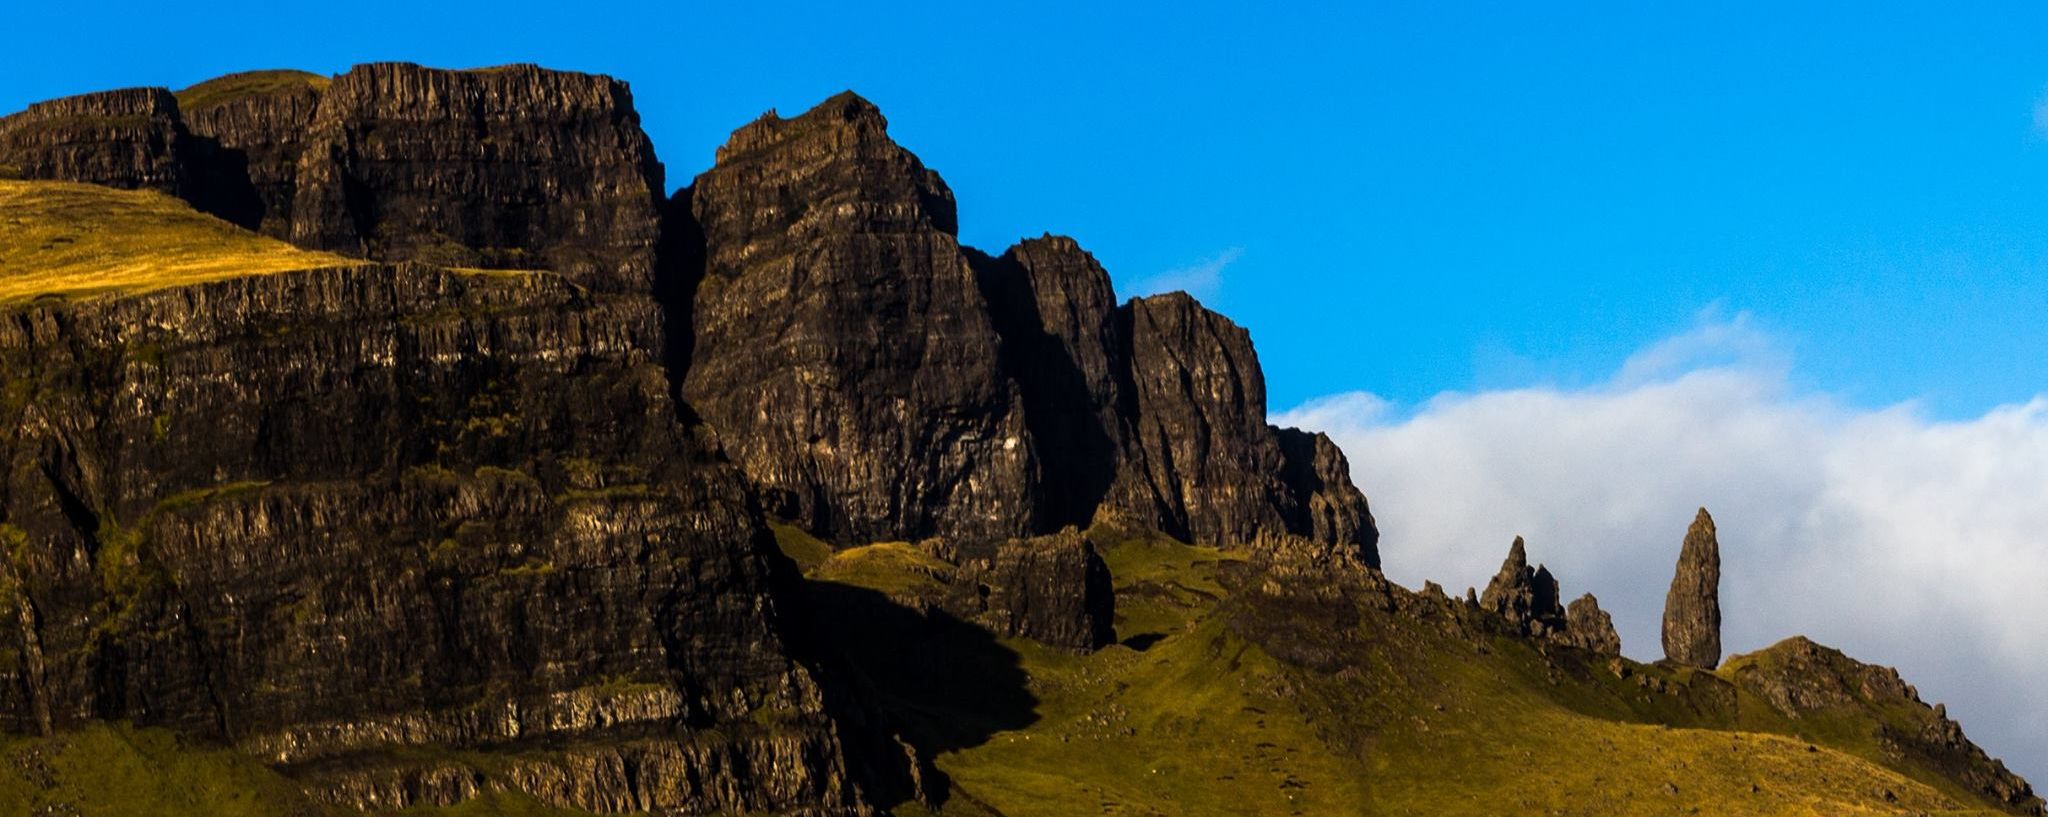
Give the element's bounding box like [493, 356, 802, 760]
[6, 2, 2046, 417]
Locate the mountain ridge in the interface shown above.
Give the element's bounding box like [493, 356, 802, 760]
[0, 63, 2036, 816]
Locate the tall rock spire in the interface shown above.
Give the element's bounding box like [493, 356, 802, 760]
[1662, 507, 1723, 668]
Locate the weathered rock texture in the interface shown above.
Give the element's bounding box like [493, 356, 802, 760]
[289, 64, 664, 292]
[0, 265, 863, 814]
[1478, 536, 1566, 639]
[0, 88, 187, 192]
[1662, 507, 1723, 668]
[972, 236, 1131, 532]
[1726, 637, 2045, 815]
[176, 71, 327, 238]
[1563, 593, 1622, 656]
[950, 529, 1116, 652]
[684, 92, 1035, 547]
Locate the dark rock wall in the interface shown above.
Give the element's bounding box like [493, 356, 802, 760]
[1118, 292, 1294, 548]
[684, 92, 1037, 547]
[179, 73, 325, 238]
[0, 266, 862, 814]
[0, 88, 187, 192]
[973, 236, 1130, 532]
[289, 63, 666, 292]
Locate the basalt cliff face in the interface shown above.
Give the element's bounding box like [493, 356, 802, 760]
[0, 64, 2038, 817]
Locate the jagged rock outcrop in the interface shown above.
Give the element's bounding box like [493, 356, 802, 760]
[1274, 426, 1380, 566]
[0, 263, 863, 814]
[1115, 293, 1380, 563]
[1563, 593, 1622, 656]
[973, 236, 1131, 532]
[176, 71, 327, 238]
[1726, 637, 2045, 815]
[951, 529, 1116, 652]
[0, 88, 187, 192]
[684, 92, 1036, 547]
[289, 63, 664, 291]
[1662, 507, 1723, 668]
[1478, 536, 1566, 638]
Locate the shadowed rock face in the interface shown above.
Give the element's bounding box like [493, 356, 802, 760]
[973, 236, 1129, 532]
[0, 89, 187, 192]
[289, 63, 665, 292]
[1663, 507, 1723, 668]
[177, 72, 326, 238]
[684, 92, 1037, 547]
[0, 266, 862, 814]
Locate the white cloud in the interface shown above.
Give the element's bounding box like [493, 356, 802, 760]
[1274, 313, 2048, 786]
[1128, 247, 1242, 303]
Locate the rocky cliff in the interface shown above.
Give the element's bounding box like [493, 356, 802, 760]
[1, 65, 2036, 817]
[0, 262, 861, 813]
[682, 92, 1378, 562]
[0, 88, 187, 192]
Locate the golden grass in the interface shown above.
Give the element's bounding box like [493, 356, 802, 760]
[0, 180, 355, 304]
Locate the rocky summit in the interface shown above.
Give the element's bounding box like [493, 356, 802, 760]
[0, 63, 2038, 817]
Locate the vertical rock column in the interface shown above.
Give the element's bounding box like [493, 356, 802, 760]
[1662, 507, 1724, 668]
[684, 92, 1037, 546]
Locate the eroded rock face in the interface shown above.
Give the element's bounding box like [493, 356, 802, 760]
[973, 236, 1130, 532]
[290, 63, 665, 291]
[177, 71, 326, 238]
[1726, 637, 2045, 816]
[0, 265, 863, 814]
[1662, 507, 1723, 669]
[1478, 536, 1566, 638]
[1274, 427, 1380, 568]
[0, 88, 187, 192]
[952, 529, 1116, 652]
[1563, 593, 1622, 656]
[684, 92, 1036, 547]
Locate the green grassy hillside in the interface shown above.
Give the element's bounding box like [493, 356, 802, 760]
[787, 532, 2019, 817]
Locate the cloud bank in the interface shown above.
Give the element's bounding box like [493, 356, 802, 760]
[1128, 247, 1242, 303]
[1274, 313, 2048, 785]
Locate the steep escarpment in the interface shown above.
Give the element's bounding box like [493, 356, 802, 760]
[0, 261, 862, 814]
[290, 63, 665, 291]
[683, 93, 1034, 547]
[683, 93, 1377, 562]
[0, 88, 187, 192]
[176, 70, 327, 239]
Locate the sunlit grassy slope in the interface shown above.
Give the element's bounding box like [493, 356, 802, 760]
[797, 534, 2011, 816]
[0, 724, 617, 817]
[0, 180, 353, 303]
